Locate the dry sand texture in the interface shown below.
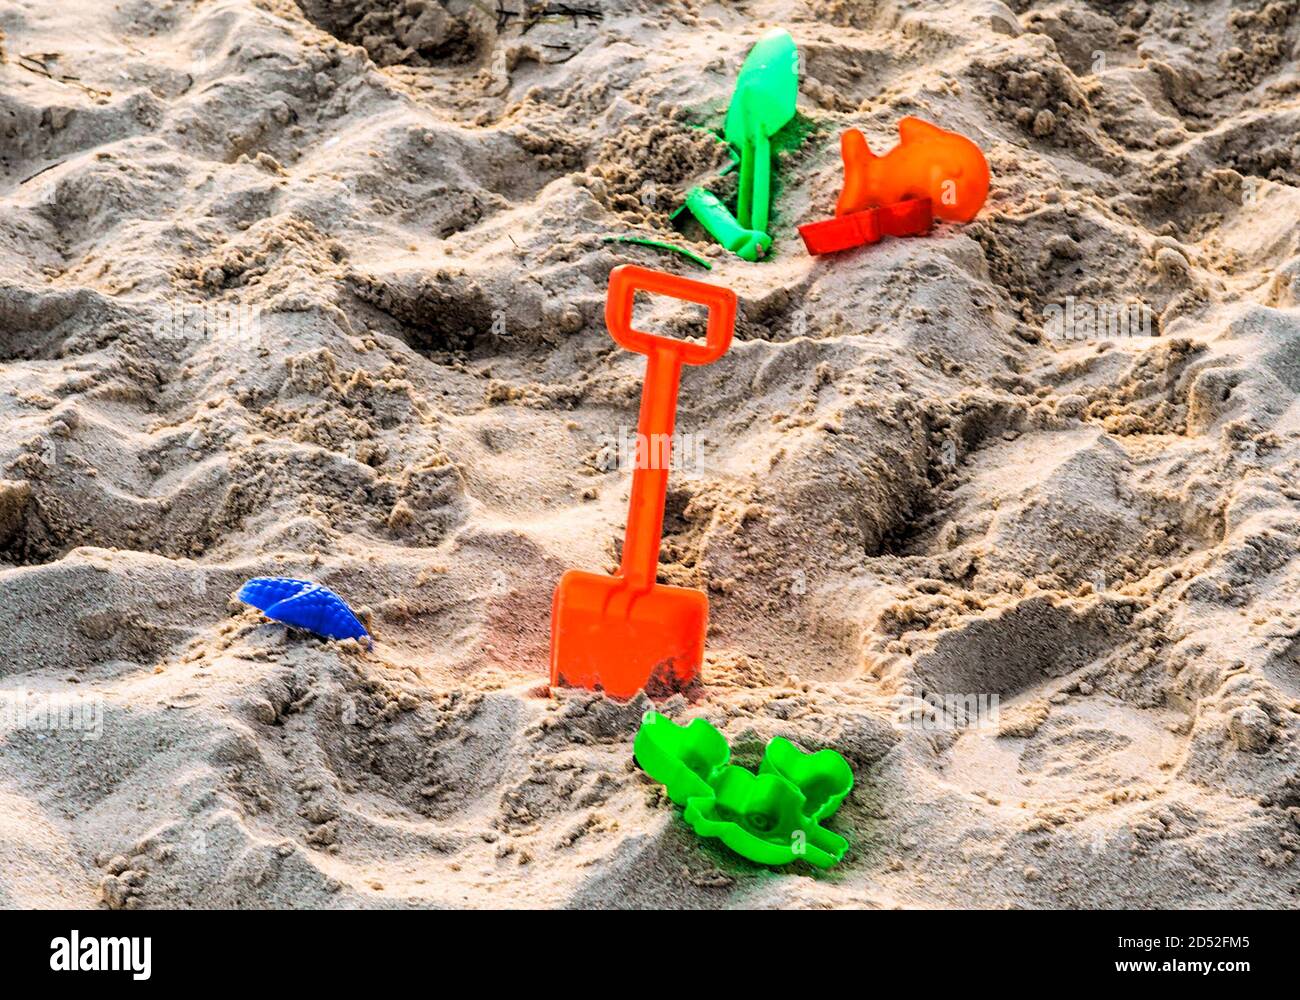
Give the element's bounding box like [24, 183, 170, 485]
[1, 0, 1299, 909]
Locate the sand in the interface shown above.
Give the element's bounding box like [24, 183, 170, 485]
[0, 0, 1298, 909]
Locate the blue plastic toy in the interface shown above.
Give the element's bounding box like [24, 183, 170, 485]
[237, 577, 370, 646]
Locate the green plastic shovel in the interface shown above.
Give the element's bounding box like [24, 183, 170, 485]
[727, 28, 798, 234]
[680, 29, 798, 260]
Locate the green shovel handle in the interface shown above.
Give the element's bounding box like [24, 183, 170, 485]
[684, 187, 772, 262]
[750, 132, 772, 234]
[737, 139, 755, 229]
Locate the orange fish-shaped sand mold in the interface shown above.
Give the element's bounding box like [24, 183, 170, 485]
[836, 117, 990, 223]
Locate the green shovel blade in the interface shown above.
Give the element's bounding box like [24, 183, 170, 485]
[723, 28, 798, 233]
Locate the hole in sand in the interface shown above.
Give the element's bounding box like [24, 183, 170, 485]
[295, 0, 492, 67]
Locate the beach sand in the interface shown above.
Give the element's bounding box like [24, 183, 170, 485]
[1, 0, 1298, 908]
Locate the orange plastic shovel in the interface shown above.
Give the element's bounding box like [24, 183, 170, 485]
[550, 265, 737, 699]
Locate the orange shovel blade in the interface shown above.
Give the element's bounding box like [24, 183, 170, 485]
[550, 570, 706, 700]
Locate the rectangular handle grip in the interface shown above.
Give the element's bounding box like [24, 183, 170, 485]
[605, 265, 737, 366]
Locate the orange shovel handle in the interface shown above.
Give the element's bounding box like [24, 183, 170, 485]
[605, 266, 737, 591]
[605, 265, 737, 366]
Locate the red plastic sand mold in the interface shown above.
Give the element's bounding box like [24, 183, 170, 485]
[798, 198, 933, 255]
[549, 265, 737, 700]
[799, 116, 989, 256]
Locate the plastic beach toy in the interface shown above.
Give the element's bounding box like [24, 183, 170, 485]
[634, 711, 854, 868]
[237, 577, 369, 645]
[726, 28, 799, 236]
[549, 266, 737, 699]
[798, 198, 932, 255]
[684, 766, 850, 869]
[797, 118, 987, 255]
[681, 29, 799, 261]
[836, 117, 989, 222]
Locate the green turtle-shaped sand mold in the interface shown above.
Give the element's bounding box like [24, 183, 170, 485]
[633, 711, 853, 868]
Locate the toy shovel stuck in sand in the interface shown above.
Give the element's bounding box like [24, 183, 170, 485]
[682, 29, 799, 261]
[550, 265, 737, 699]
[728, 28, 799, 236]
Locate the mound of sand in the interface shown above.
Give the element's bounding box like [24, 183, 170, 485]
[0, 0, 1298, 908]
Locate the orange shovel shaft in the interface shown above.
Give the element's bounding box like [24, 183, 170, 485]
[619, 345, 683, 592]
